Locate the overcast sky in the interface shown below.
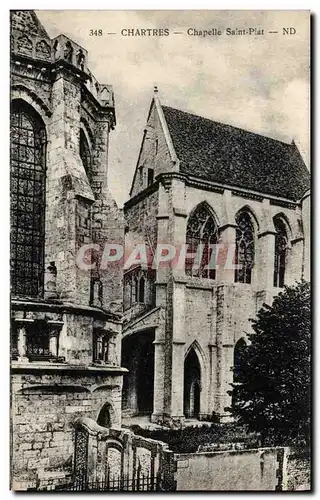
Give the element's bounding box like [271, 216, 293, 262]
[37, 10, 310, 206]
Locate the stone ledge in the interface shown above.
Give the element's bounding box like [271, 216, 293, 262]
[11, 298, 123, 323]
[11, 362, 128, 375]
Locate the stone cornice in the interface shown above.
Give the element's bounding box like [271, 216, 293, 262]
[11, 52, 52, 73]
[124, 171, 300, 212]
[11, 362, 128, 375]
[11, 52, 89, 87]
[269, 198, 297, 209]
[186, 176, 224, 194]
[11, 53, 116, 127]
[231, 189, 264, 202]
[186, 175, 300, 206]
[11, 298, 123, 323]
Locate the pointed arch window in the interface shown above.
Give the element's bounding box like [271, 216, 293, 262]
[235, 211, 255, 284]
[80, 128, 92, 184]
[273, 217, 288, 288]
[139, 276, 145, 303]
[123, 268, 154, 310]
[10, 100, 46, 297]
[186, 204, 218, 279]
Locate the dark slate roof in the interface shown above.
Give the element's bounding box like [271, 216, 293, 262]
[162, 106, 310, 201]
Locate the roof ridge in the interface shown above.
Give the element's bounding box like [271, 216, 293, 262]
[162, 105, 294, 148]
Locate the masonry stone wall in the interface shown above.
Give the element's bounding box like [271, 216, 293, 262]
[173, 447, 288, 491]
[125, 189, 159, 253]
[11, 371, 123, 490]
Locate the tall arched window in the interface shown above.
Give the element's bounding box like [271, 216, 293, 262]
[274, 217, 288, 288]
[138, 276, 145, 303]
[235, 211, 255, 284]
[10, 100, 46, 297]
[186, 203, 218, 279]
[79, 128, 92, 184]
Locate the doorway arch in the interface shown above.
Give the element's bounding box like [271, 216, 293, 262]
[97, 402, 114, 428]
[184, 348, 201, 419]
[121, 329, 155, 417]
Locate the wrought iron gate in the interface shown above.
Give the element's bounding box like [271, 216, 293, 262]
[64, 467, 161, 491]
[66, 419, 170, 492]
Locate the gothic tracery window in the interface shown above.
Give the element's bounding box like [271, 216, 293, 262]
[123, 268, 155, 310]
[273, 217, 288, 288]
[10, 100, 46, 297]
[235, 211, 255, 284]
[186, 203, 218, 279]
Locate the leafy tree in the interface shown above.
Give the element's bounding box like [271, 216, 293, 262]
[229, 281, 311, 445]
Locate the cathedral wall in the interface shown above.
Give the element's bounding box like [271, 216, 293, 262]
[11, 71, 52, 113]
[10, 10, 125, 490]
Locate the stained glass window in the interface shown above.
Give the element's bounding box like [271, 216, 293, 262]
[186, 203, 218, 279]
[274, 217, 288, 288]
[10, 101, 46, 297]
[235, 212, 255, 284]
[80, 129, 92, 184]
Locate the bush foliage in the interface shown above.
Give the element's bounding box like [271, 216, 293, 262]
[130, 423, 259, 453]
[229, 281, 311, 445]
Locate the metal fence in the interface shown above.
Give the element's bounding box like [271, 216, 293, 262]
[59, 473, 161, 492]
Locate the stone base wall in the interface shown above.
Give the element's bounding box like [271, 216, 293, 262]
[11, 369, 123, 490]
[173, 447, 289, 491]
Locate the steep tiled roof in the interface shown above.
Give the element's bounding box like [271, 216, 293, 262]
[162, 106, 310, 201]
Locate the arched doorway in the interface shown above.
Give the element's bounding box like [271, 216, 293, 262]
[121, 330, 155, 417]
[97, 402, 113, 428]
[137, 339, 154, 414]
[184, 348, 201, 419]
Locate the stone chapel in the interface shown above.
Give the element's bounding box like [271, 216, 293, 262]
[122, 88, 310, 426]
